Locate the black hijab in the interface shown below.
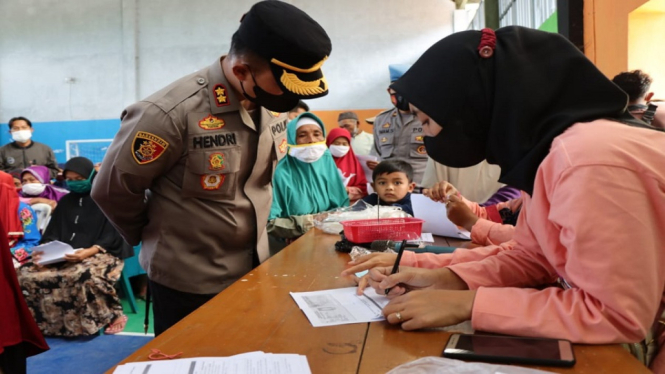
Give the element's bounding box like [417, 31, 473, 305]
[63, 157, 94, 185]
[391, 26, 652, 195]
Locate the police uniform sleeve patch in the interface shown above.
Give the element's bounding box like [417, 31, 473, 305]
[200, 174, 225, 190]
[208, 152, 226, 171]
[278, 138, 288, 154]
[132, 131, 169, 165]
[199, 114, 226, 130]
[417, 145, 426, 154]
[213, 84, 230, 107]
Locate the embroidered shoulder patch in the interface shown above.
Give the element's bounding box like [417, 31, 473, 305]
[132, 131, 169, 165]
[213, 84, 230, 107]
[382, 123, 390, 128]
[269, 111, 281, 118]
[415, 135, 424, 142]
[201, 174, 225, 190]
[417, 145, 426, 154]
[199, 114, 225, 130]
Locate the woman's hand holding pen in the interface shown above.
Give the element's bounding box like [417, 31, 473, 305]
[368, 267, 470, 296]
[368, 267, 475, 330]
[382, 289, 477, 330]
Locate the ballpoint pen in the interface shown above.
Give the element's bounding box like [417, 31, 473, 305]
[384, 239, 408, 295]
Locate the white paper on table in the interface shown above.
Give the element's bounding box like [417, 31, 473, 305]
[290, 287, 390, 327]
[112, 352, 312, 374]
[356, 154, 378, 181]
[411, 194, 471, 240]
[33, 241, 76, 265]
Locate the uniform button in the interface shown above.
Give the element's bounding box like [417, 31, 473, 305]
[197, 78, 206, 84]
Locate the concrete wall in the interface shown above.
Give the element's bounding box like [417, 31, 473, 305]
[628, 5, 665, 98]
[0, 0, 455, 126]
[583, 0, 649, 79]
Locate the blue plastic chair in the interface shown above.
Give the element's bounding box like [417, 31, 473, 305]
[119, 245, 146, 314]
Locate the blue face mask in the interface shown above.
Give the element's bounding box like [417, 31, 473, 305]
[67, 170, 95, 194]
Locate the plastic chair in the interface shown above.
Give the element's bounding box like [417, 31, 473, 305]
[119, 244, 146, 314]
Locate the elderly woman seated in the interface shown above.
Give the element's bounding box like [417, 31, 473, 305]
[19, 165, 69, 210]
[17, 157, 133, 336]
[268, 113, 349, 249]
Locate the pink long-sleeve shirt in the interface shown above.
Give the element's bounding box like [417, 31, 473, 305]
[400, 194, 520, 268]
[447, 120, 665, 370]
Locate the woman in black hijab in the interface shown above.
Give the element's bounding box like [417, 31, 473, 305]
[18, 157, 133, 336]
[365, 27, 665, 370]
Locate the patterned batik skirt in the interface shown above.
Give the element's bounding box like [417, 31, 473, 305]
[18, 253, 124, 337]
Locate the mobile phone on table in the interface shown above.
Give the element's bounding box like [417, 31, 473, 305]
[442, 333, 576, 367]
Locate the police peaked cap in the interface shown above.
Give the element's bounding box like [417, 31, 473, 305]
[237, 0, 332, 99]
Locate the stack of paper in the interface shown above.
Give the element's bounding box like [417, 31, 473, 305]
[113, 352, 311, 374]
[32, 241, 76, 265]
[291, 287, 390, 327]
[411, 194, 471, 240]
[356, 154, 378, 181]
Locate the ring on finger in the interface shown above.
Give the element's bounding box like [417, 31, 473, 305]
[395, 312, 403, 322]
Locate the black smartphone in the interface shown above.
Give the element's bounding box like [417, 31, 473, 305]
[442, 333, 576, 367]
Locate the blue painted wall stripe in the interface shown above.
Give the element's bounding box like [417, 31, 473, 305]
[1, 119, 121, 164]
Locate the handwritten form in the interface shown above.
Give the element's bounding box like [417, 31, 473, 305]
[290, 287, 390, 327]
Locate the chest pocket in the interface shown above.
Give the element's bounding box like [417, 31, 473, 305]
[182, 146, 241, 200]
[378, 132, 395, 158]
[410, 133, 427, 159]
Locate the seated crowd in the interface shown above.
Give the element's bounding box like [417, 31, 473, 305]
[1, 156, 132, 337]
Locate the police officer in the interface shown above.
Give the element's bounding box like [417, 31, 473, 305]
[92, 1, 331, 335]
[369, 64, 428, 184]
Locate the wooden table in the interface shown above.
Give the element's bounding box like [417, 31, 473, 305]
[108, 229, 650, 373]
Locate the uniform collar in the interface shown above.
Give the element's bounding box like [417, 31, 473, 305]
[208, 57, 287, 132]
[207, 57, 241, 115]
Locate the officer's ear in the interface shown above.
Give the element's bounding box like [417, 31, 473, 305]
[231, 63, 251, 83]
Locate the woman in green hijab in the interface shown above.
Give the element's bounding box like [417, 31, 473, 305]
[268, 113, 349, 245]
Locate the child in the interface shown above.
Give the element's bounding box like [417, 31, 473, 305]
[361, 160, 415, 216]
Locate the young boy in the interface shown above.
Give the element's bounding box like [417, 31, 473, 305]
[361, 160, 415, 216]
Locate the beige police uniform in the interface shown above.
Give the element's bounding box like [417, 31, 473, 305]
[370, 108, 427, 184]
[92, 58, 288, 295]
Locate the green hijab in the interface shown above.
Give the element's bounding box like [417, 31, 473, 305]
[269, 113, 349, 220]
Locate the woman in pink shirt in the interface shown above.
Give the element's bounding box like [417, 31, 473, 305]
[362, 27, 665, 371]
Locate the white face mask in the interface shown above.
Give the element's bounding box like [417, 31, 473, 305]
[328, 145, 350, 158]
[22, 183, 46, 196]
[12, 130, 32, 143]
[288, 141, 328, 163]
